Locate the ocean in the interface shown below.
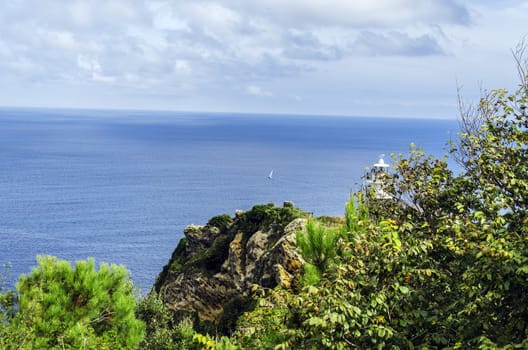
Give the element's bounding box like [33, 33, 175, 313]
[0, 108, 458, 292]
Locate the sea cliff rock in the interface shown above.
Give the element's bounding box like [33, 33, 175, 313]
[153, 203, 307, 323]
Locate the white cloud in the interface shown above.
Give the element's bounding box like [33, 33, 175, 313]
[43, 30, 78, 50]
[77, 55, 116, 83]
[230, 0, 469, 28]
[77, 55, 101, 72]
[173, 60, 192, 75]
[351, 31, 444, 56]
[92, 72, 116, 83]
[151, 9, 191, 32]
[188, 2, 242, 35]
[67, 0, 144, 29]
[246, 85, 272, 97]
[69, 1, 93, 27]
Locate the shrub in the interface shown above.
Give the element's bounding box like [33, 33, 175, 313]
[137, 290, 198, 350]
[207, 214, 234, 233]
[4, 255, 145, 349]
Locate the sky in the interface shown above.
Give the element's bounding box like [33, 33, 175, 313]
[0, 0, 526, 119]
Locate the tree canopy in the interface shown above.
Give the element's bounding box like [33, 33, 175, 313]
[228, 44, 528, 349]
[0, 256, 144, 350]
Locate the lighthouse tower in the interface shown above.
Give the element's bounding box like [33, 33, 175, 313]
[365, 155, 391, 200]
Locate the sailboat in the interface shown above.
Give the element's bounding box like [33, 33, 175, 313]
[268, 170, 273, 179]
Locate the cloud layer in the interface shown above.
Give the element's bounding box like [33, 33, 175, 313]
[0, 0, 525, 117]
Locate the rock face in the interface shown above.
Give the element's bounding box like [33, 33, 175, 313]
[153, 203, 307, 323]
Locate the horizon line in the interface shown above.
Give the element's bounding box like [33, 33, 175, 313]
[0, 105, 458, 121]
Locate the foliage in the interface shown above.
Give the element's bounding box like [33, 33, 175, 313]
[195, 233, 236, 273]
[1, 256, 144, 350]
[136, 291, 199, 350]
[221, 47, 528, 348]
[362, 46, 528, 347]
[299, 263, 322, 287]
[217, 296, 255, 335]
[0, 262, 15, 320]
[286, 216, 444, 349]
[343, 191, 370, 236]
[236, 203, 280, 235]
[367, 144, 459, 230]
[207, 214, 234, 232]
[194, 333, 238, 350]
[138, 290, 242, 350]
[231, 287, 292, 349]
[233, 195, 419, 349]
[454, 85, 528, 235]
[237, 203, 304, 241]
[296, 218, 339, 273]
[0, 263, 16, 348]
[314, 215, 345, 227]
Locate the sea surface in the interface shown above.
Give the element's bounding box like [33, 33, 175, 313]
[0, 108, 458, 292]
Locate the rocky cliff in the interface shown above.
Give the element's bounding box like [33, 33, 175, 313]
[153, 202, 308, 324]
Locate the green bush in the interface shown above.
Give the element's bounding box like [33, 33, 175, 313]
[137, 290, 199, 350]
[2, 256, 144, 349]
[237, 204, 304, 240]
[0, 263, 14, 320]
[344, 192, 370, 235]
[137, 291, 175, 349]
[231, 288, 292, 349]
[207, 214, 234, 232]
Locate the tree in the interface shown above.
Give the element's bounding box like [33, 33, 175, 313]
[1, 255, 144, 349]
[366, 41, 528, 347]
[227, 42, 528, 349]
[453, 44, 528, 235]
[296, 219, 339, 273]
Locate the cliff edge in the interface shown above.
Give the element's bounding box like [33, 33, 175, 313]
[153, 202, 308, 324]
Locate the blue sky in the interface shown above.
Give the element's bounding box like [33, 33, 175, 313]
[0, 0, 526, 118]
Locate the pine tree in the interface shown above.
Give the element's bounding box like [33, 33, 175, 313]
[2, 255, 144, 349]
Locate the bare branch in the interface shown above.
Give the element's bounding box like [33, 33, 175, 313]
[453, 83, 486, 168]
[512, 37, 528, 92]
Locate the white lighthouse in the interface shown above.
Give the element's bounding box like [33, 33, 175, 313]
[365, 154, 392, 200]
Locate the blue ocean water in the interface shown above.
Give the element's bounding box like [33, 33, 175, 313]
[0, 108, 458, 291]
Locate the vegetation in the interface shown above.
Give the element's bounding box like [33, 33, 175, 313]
[0, 256, 144, 349]
[225, 44, 528, 349]
[207, 214, 234, 233]
[136, 291, 198, 350]
[297, 219, 339, 273]
[236, 203, 304, 245]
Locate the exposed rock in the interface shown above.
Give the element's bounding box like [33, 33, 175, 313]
[251, 218, 306, 288]
[183, 224, 220, 257]
[245, 230, 268, 278]
[222, 232, 245, 289]
[153, 203, 308, 323]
